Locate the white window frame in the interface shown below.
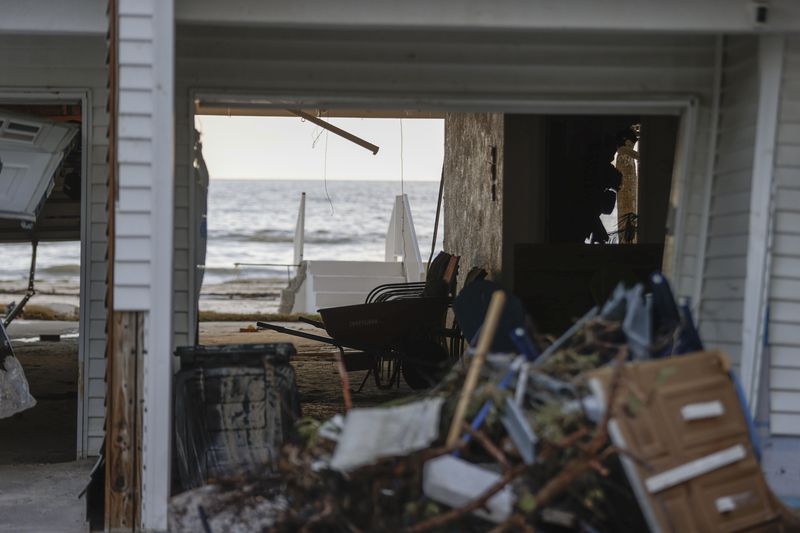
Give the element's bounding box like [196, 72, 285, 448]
[0, 88, 93, 459]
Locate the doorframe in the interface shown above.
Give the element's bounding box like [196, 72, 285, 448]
[187, 90, 699, 321]
[0, 88, 92, 458]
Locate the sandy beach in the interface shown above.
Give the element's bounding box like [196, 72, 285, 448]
[1, 317, 414, 464]
[199, 320, 414, 420]
[0, 275, 290, 319]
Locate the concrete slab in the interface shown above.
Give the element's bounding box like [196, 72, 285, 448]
[0, 460, 91, 533]
[5, 320, 79, 340]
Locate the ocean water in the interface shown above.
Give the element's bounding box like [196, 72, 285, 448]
[0, 179, 444, 293]
[205, 179, 443, 285]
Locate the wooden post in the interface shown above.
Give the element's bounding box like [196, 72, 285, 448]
[106, 312, 143, 531]
[446, 291, 506, 447]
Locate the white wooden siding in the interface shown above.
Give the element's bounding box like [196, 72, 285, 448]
[767, 36, 800, 436]
[698, 36, 759, 368]
[115, 0, 155, 311]
[174, 27, 716, 345]
[0, 34, 109, 456]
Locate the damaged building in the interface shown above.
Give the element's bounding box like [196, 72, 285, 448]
[1, 0, 800, 530]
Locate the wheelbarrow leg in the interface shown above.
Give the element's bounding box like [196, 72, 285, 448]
[355, 368, 372, 393]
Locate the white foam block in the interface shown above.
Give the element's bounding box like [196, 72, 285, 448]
[422, 455, 513, 524]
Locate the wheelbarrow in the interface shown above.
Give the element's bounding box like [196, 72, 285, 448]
[257, 296, 458, 390]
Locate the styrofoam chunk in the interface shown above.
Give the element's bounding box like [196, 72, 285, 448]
[422, 455, 514, 523]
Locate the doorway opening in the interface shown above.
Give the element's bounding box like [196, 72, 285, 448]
[192, 111, 446, 319]
[506, 113, 681, 333]
[0, 101, 85, 463]
[191, 108, 447, 417]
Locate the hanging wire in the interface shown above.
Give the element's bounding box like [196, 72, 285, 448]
[323, 129, 334, 215]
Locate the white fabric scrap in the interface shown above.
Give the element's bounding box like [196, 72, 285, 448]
[422, 455, 513, 523]
[330, 397, 445, 472]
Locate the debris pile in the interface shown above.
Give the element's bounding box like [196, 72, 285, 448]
[170, 275, 797, 532]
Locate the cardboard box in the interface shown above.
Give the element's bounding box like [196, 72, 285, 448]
[588, 351, 800, 532]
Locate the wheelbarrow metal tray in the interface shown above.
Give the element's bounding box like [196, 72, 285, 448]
[318, 297, 449, 350]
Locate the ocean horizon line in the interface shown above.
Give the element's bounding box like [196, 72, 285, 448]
[210, 176, 440, 182]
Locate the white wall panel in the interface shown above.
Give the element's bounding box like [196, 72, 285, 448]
[768, 36, 800, 436]
[0, 34, 108, 457]
[699, 36, 758, 368]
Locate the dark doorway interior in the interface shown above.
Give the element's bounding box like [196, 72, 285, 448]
[507, 113, 680, 334]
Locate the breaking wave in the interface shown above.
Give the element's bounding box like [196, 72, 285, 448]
[39, 264, 81, 275]
[208, 228, 384, 245]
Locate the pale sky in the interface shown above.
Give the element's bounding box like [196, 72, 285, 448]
[195, 115, 444, 181]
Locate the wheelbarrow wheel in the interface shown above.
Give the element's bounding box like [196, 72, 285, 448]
[400, 339, 450, 390]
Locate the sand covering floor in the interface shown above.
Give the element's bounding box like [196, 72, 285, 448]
[0, 338, 78, 464]
[199, 321, 418, 420]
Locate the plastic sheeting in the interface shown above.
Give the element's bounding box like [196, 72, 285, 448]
[0, 354, 36, 419]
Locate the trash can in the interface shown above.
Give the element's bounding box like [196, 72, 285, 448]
[173, 342, 300, 490]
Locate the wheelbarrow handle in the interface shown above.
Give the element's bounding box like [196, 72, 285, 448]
[256, 321, 342, 347]
[298, 316, 325, 329]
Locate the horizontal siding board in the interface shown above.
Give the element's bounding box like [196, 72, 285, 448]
[773, 256, 800, 279]
[700, 299, 744, 321]
[119, 163, 153, 187]
[119, 89, 153, 114]
[699, 320, 742, 343]
[776, 145, 800, 168]
[775, 211, 800, 234]
[119, 65, 154, 90]
[115, 237, 151, 261]
[118, 139, 153, 164]
[708, 213, 750, 237]
[704, 257, 747, 279]
[777, 122, 800, 144]
[770, 391, 800, 413]
[119, 15, 155, 41]
[770, 277, 800, 300]
[116, 213, 152, 236]
[773, 234, 800, 256]
[775, 188, 800, 212]
[702, 278, 745, 299]
[770, 368, 800, 390]
[705, 235, 748, 258]
[771, 414, 800, 436]
[115, 261, 151, 285]
[709, 191, 750, 215]
[118, 187, 153, 212]
[119, 40, 154, 65]
[119, 0, 155, 16]
[770, 322, 800, 346]
[113, 287, 150, 310]
[119, 115, 154, 139]
[771, 301, 800, 322]
[771, 346, 800, 368]
[707, 342, 741, 362]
